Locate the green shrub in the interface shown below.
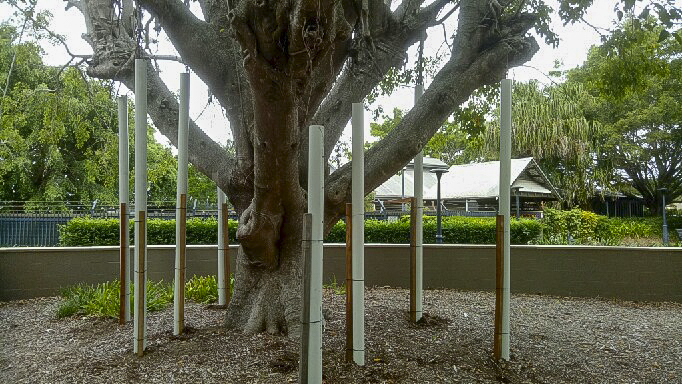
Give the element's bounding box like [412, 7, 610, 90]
[539, 208, 682, 245]
[57, 275, 234, 318]
[146, 280, 175, 311]
[57, 280, 174, 318]
[58, 282, 104, 318]
[59, 212, 679, 247]
[59, 217, 238, 246]
[58, 217, 121, 246]
[325, 215, 542, 245]
[540, 208, 614, 244]
[185, 275, 218, 303]
[184, 274, 234, 304]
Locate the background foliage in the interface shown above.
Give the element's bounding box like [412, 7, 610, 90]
[0, 23, 220, 209]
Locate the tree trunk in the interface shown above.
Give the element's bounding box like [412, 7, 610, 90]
[225, 66, 306, 334]
[225, 230, 304, 334]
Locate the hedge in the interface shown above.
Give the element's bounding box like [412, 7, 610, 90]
[59, 217, 238, 246]
[325, 216, 542, 244]
[59, 211, 680, 247]
[59, 216, 542, 246]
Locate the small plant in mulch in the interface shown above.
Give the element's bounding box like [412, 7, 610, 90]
[323, 275, 346, 295]
[413, 312, 450, 327]
[268, 351, 298, 373]
[57, 275, 234, 319]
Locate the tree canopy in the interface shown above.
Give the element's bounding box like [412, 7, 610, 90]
[568, 18, 682, 213]
[0, 23, 218, 209]
[0, 24, 120, 207]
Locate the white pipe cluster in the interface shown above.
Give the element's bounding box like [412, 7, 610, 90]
[351, 103, 365, 366]
[174, 72, 189, 336]
[133, 59, 148, 355]
[217, 187, 228, 305]
[306, 124, 325, 383]
[499, 78, 512, 361]
[117, 95, 130, 323]
[413, 84, 424, 322]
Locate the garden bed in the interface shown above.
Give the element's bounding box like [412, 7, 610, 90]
[1, 288, 680, 383]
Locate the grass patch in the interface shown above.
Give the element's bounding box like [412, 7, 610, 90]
[185, 275, 234, 303]
[324, 275, 346, 295]
[57, 275, 233, 319]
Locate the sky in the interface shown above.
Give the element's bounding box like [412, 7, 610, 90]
[1, 0, 619, 150]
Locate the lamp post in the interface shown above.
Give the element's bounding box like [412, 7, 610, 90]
[659, 188, 669, 246]
[401, 167, 407, 211]
[511, 186, 521, 219]
[431, 167, 448, 244]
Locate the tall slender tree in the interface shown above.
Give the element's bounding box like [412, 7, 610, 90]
[485, 80, 603, 206]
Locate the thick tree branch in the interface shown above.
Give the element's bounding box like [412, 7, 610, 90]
[310, 0, 455, 168]
[138, 0, 227, 71]
[137, 1, 255, 193]
[113, 62, 239, 197]
[68, 0, 248, 203]
[324, 7, 540, 229]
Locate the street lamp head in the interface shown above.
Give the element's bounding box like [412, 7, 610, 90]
[429, 166, 449, 176]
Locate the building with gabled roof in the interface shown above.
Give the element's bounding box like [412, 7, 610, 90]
[374, 157, 559, 214]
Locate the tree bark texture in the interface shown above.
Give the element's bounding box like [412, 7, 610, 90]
[69, 0, 539, 335]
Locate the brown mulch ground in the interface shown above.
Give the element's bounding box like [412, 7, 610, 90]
[1, 288, 681, 383]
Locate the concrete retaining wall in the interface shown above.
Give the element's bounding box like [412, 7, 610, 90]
[1, 244, 680, 302]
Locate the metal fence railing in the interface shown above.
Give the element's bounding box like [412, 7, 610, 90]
[0, 214, 71, 247]
[365, 209, 498, 221]
[0, 203, 515, 247]
[0, 202, 238, 247]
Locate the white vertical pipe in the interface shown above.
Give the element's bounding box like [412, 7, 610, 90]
[118, 95, 130, 322]
[174, 72, 189, 336]
[307, 124, 324, 383]
[499, 78, 512, 361]
[217, 187, 227, 305]
[351, 103, 365, 365]
[134, 59, 148, 354]
[413, 84, 424, 322]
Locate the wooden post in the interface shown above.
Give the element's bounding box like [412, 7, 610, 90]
[345, 203, 353, 362]
[222, 202, 231, 304]
[409, 197, 417, 323]
[136, 210, 146, 357]
[493, 214, 504, 359]
[299, 213, 312, 384]
[119, 202, 128, 324]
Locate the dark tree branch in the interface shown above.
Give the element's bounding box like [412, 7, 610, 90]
[116, 64, 237, 196]
[323, 5, 540, 229]
[311, 0, 456, 166]
[65, 0, 246, 202]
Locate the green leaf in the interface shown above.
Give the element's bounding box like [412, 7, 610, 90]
[673, 31, 682, 45]
[658, 29, 670, 43]
[623, 0, 635, 11]
[638, 7, 649, 19]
